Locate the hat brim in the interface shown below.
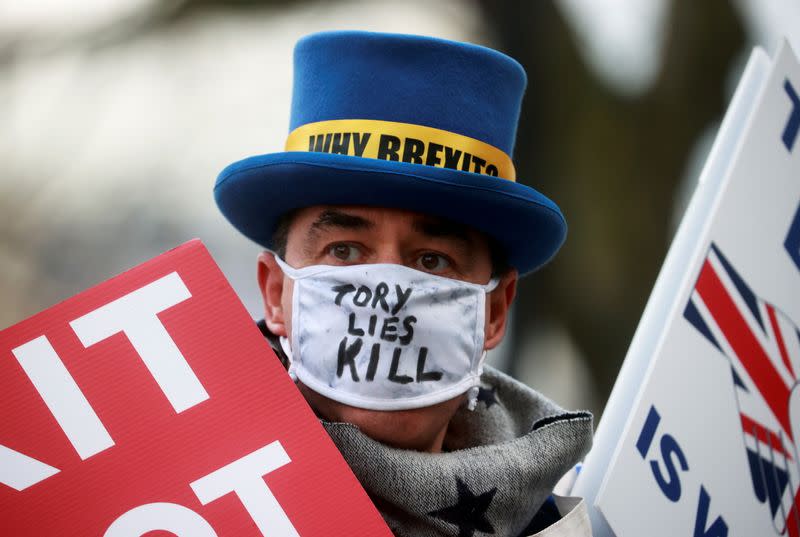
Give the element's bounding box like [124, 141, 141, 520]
[214, 151, 566, 275]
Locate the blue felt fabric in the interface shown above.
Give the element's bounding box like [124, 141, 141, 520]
[215, 31, 567, 275]
[291, 31, 527, 156]
[215, 152, 566, 274]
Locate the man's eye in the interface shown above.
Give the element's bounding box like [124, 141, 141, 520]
[418, 253, 450, 272]
[329, 244, 360, 262]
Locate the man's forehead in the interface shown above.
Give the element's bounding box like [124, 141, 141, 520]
[277, 205, 506, 278]
[292, 206, 478, 241]
[278, 205, 501, 274]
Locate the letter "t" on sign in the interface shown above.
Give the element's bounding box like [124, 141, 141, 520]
[70, 272, 209, 414]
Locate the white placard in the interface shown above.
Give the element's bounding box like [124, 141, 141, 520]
[575, 40, 800, 537]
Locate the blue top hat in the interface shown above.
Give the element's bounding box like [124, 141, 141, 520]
[215, 30, 566, 274]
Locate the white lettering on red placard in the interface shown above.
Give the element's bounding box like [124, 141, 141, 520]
[70, 272, 209, 413]
[12, 335, 114, 459]
[0, 444, 59, 491]
[1, 241, 395, 536]
[190, 441, 300, 537]
[104, 502, 218, 537]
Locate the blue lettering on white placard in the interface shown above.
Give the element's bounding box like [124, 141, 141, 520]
[786, 204, 800, 273]
[784, 79, 800, 152]
[636, 405, 729, 536]
[781, 79, 800, 273]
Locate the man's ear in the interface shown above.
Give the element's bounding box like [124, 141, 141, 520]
[257, 251, 288, 337]
[484, 269, 517, 350]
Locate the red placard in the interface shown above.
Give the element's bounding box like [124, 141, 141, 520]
[0, 240, 393, 536]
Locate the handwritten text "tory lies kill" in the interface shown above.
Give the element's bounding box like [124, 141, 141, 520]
[332, 282, 442, 384]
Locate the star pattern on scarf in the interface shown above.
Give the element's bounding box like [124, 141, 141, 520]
[428, 478, 497, 537]
[476, 387, 497, 409]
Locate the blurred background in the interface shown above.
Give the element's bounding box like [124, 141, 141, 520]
[1, 0, 798, 419]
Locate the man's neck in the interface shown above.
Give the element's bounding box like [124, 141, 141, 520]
[297, 381, 457, 453]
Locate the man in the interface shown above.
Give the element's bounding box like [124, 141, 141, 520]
[215, 30, 593, 536]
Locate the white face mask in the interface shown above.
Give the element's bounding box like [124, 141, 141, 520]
[273, 255, 499, 411]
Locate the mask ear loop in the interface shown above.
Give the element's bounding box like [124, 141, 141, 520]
[466, 350, 490, 411]
[467, 385, 480, 411]
[278, 336, 297, 381]
[466, 278, 501, 411]
[269, 253, 299, 381]
[270, 252, 301, 279]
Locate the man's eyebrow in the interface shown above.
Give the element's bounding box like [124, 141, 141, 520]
[310, 209, 374, 232]
[412, 216, 471, 245]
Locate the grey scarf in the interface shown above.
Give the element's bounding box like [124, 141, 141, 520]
[322, 367, 593, 537]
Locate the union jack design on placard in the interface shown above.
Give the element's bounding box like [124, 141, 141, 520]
[684, 243, 800, 536]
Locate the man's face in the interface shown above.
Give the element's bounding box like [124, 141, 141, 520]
[258, 205, 517, 452]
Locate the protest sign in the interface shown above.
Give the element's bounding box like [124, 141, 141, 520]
[0, 239, 393, 536]
[573, 39, 800, 536]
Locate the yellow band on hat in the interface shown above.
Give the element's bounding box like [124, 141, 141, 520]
[285, 119, 516, 181]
